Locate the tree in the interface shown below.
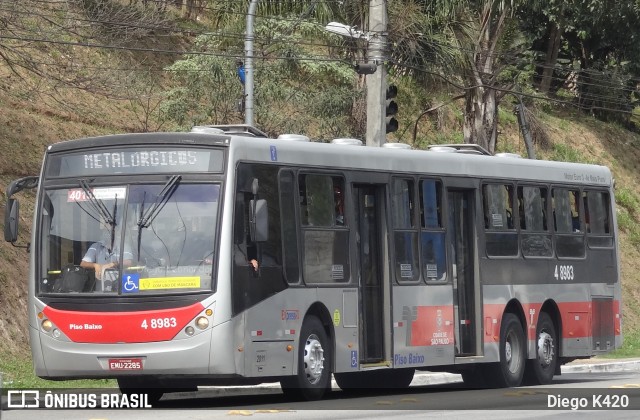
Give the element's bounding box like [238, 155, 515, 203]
[161, 18, 358, 138]
[519, 0, 640, 123]
[414, 1, 530, 153]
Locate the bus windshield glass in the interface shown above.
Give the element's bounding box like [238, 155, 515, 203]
[39, 183, 220, 295]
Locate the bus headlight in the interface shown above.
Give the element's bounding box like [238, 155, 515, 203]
[41, 319, 53, 332]
[195, 316, 209, 330]
[185, 326, 195, 336]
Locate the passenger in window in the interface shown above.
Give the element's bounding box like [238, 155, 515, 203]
[571, 195, 581, 232]
[334, 185, 345, 225]
[505, 187, 515, 229]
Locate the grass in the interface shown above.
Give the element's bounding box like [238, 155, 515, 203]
[616, 188, 640, 217]
[1, 353, 116, 389]
[551, 143, 586, 163]
[601, 330, 640, 358]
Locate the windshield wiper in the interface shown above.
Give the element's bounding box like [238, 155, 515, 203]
[137, 175, 181, 229]
[136, 175, 181, 261]
[78, 179, 119, 251]
[79, 179, 115, 226]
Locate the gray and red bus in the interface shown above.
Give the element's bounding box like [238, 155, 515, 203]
[4, 126, 621, 400]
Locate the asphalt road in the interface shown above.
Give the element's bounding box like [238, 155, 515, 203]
[2, 359, 640, 419]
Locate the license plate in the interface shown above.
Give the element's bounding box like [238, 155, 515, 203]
[108, 358, 143, 370]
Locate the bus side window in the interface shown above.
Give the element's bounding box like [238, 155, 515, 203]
[483, 183, 518, 257]
[585, 190, 614, 248]
[392, 178, 419, 282]
[552, 187, 585, 258]
[519, 185, 553, 258]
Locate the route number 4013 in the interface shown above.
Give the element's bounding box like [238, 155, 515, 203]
[554, 264, 575, 281]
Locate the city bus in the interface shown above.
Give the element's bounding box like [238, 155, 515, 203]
[4, 125, 621, 401]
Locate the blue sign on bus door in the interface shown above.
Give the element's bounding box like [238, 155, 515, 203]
[270, 145, 278, 161]
[351, 350, 358, 368]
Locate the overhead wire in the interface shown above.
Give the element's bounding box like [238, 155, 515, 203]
[1, 0, 636, 116]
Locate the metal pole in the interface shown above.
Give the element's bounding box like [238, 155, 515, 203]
[365, 0, 388, 147]
[244, 0, 259, 127]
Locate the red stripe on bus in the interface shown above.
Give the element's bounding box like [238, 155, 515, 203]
[42, 302, 205, 344]
[483, 300, 621, 343]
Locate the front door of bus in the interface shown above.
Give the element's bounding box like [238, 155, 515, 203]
[354, 184, 385, 363]
[447, 189, 477, 356]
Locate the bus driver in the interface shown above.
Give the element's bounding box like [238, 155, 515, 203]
[80, 223, 132, 281]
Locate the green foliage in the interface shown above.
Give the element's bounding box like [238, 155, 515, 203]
[616, 188, 640, 217]
[616, 210, 633, 233]
[603, 330, 640, 358]
[0, 353, 115, 389]
[161, 16, 361, 137]
[550, 143, 585, 163]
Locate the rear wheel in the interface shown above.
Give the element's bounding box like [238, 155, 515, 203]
[525, 312, 557, 385]
[280, 316, 331, 400]
[492, 313, 526, 388]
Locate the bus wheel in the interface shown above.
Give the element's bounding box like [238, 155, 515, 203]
[494, 313, 526, 387]
[280, 316, 331, 400]
[525, 312, 557, 385]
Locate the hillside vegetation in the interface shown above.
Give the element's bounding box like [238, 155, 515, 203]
[2, 0, 640, 385]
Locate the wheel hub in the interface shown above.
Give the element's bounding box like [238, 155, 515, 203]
[537, 331, 554, 366]
[505, 340, 512, 363]
[304, 334, 324, 384]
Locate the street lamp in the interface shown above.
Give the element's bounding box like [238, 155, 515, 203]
[324, 22, 369, 40]
[324, 5, 389, 148]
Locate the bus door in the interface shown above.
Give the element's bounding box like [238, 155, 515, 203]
[353, 184, 387, 364]
[446, 188, 479, 356]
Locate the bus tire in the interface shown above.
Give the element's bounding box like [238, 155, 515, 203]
[280, 315, 331, 400]
[525, 311, 557, 385]
[494, 313, 526, 388]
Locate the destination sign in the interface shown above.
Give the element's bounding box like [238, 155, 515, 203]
[47, 148, 224, 177]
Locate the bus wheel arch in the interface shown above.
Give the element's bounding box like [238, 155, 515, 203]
[280, 305, 333, 400]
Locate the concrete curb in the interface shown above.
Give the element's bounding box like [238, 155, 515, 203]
[561, 359, 640, 374]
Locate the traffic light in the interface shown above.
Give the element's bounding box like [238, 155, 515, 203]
[386, 84, 398, 133]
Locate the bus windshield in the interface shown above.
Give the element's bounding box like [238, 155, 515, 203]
[40, 183, 220, 296]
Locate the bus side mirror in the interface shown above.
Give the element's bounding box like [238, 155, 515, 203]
[4, 198, 19, 243]
[249, 199, 268, 242]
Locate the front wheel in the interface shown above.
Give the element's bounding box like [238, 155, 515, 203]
[525, 312, 557, 385]
[492, 313, 526, 388]
[280, 316, 332, 400]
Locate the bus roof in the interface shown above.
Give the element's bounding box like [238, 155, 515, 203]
[44, 131, 612, 187]
[228, 135, 613, 188]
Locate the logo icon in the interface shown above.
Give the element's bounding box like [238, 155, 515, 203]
[7, 390, 40, 408]
[122, 274, 140, 293]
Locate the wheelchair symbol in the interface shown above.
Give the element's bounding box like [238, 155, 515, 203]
[122, 275, 139, 293]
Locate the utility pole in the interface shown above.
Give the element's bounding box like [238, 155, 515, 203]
[515, 95, 536, 159]
[244, 0, 259, 127]
[365, 0, 388, 147]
